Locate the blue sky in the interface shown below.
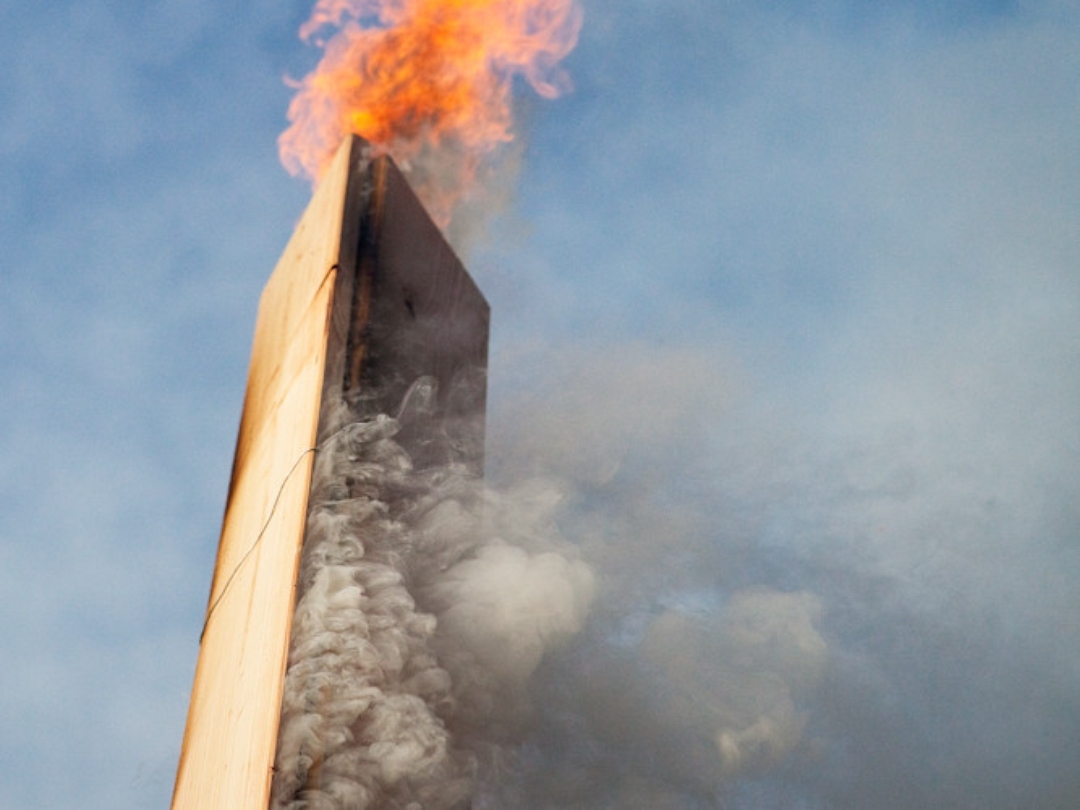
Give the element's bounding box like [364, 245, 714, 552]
[2, 1, 1078, 807]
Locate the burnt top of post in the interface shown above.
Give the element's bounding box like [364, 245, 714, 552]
[327, 136, 490, 472]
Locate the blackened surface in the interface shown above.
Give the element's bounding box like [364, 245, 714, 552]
[340, 142, 490, 473]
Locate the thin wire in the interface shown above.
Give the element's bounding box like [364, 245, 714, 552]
[199, 261, 346, 643]
[198, 420, 358, 642]
[199, 447, 316, 642]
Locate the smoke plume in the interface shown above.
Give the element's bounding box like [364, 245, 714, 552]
[270, 343, 848, 807]
[270, 388, 595, 808]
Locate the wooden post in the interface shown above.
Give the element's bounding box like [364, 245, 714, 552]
[172, 135, 489, 809]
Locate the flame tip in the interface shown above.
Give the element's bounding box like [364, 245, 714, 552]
[282, 0, 582, 226]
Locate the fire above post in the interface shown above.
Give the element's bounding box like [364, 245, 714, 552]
[172, 134, 489, 810]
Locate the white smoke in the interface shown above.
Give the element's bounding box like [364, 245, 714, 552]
[426, 542, 595, 728]
[268, 347, 832, 807]
[270, 390, 595, 809]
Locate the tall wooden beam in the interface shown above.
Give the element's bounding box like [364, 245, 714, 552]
[172, 135, 488, 809]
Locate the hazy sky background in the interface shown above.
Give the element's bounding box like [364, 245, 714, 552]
[1, 1, 1078, 807]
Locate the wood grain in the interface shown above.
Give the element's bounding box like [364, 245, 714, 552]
[171, 137, 359, 810]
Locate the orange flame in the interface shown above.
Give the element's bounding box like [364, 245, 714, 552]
[280, 0, 583, 226]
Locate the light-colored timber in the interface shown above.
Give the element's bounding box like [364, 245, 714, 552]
[171, 137, 362, 810]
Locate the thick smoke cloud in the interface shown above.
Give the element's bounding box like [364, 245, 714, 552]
[271, 347, 840, 807]
[271, 396, 596, 809]
[472, 327, 1079, 807]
